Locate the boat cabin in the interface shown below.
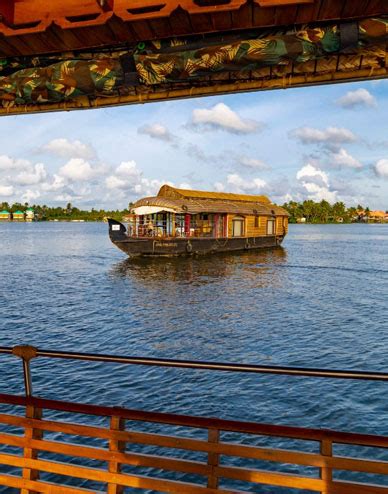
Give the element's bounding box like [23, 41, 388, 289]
[128, 185, 288, 240]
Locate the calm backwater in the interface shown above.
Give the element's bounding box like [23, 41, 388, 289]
[0, 222, 387, 491]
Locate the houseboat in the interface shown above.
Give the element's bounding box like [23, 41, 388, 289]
[12, 210, 25, 221]
[25, 207, 35, 222]
[0, 210, 10, 221]
[108, 185, 288, 257]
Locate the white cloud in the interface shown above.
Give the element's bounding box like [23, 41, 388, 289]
[330, 148, 362, 169]
[237, 156, 270, 170]
[214, 182, 225, 192]
[105, 160, 168, 197]
[116, 160, 142, 179]
[296, 164, 329, 185]
[192, 103, 261, 134]
[130, 178, 166, 197]
[0, 185, 14, 196]
[15, 163, 47, 185]
[374, 159, 388, 178]
[106, 175, 127, 190]
[178, 182, 192, 189]
[41, 174, 67, 192]
[226, 173, 267, 193]
[55, 193, 77, 202]
[290, 126, 357, 145]
[0, 155, 31, 171]
[106, 161, 144, 190]
[296, 163, 337, 202]
[59, 158, 100, 182]
[21, 190, 40, 203]
[337, 88, 377, 109]
[302, 182, 337, 202]
[138, 124, 176, 143]
[42, 138, 95, 160]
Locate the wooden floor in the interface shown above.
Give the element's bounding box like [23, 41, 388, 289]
[0, 393, 387, 493]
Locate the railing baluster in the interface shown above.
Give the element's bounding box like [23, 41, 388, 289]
[320, 439, 333, 494]
[207, 428, 220, 489]
[21, 404, 42, 494]
[107, 415, 126, 494]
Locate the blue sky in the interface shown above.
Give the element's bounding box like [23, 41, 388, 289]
[0, 79, 387, 210]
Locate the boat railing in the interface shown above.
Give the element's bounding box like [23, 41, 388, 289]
[125, 219, 217, 238]
[0, 345, 388, 493]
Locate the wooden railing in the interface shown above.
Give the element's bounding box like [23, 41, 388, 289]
[0, 394, 388, 493]
[0, 346, 387, 493]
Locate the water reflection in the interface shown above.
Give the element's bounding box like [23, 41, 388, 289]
[109, 247, 288, 285]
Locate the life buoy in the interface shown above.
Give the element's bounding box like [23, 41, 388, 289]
[186, 241, 193, 253]
[182, 205, 188, 212]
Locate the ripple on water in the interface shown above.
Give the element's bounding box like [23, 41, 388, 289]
[0, 222, 387, 491]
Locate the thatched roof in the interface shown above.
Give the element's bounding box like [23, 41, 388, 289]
[158, 185, 271, 204]
[132, 185, 288, 216]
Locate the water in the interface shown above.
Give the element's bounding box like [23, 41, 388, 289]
[0, 222, 388, 491]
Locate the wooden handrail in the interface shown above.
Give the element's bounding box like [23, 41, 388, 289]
[1, 392, 388, 451]
[0, 393, 387, 448]
[0, 393, 387, 493]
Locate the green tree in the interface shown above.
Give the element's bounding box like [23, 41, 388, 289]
[332, 201, 346, 221]
[319, 199, 331, 223]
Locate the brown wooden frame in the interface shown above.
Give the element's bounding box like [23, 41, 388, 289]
[0, 393, 387, 493]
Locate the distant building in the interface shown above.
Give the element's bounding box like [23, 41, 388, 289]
[25, 208, 35, 222]
[0, 210, 10, 221]
[297, 217, 307, 223]
[369, 210, 388, 223]
[12, 210, 25, 221]
[356, 210, 368, 222]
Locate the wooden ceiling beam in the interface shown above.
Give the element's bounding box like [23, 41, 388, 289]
[0, 0, 386, 58]
[256, 0, 313, 6]
[0, 0, 15, 24]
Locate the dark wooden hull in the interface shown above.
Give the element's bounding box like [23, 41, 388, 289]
[108, 219, 284, 257]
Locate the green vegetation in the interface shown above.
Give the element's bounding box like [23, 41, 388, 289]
[2, 200, 385, 224]
[0, 202, 130, 221]
[282, 200, 367, 224]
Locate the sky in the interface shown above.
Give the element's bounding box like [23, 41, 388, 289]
[0, 79, 388, 210]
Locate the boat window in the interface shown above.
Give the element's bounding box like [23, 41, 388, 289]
[267, 219, 276, 235]
[232, 217, 245, 237]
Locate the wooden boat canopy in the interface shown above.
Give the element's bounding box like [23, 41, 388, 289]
[132, 185, 288, 216]
[0, 0, 386, 116]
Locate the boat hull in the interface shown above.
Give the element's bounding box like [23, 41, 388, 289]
[109, 219, 284, 257]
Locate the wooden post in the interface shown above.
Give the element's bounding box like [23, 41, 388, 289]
[207, 428, 220, 489]
[320, 439, 332, 494]
[172, 213, 176, 237]
[21, 404, 42, 494]
[107, 415, 126, 494]
[224, 215, 228, 238]
[184, 214, 190, 237]
[214, 214, 219, 238]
